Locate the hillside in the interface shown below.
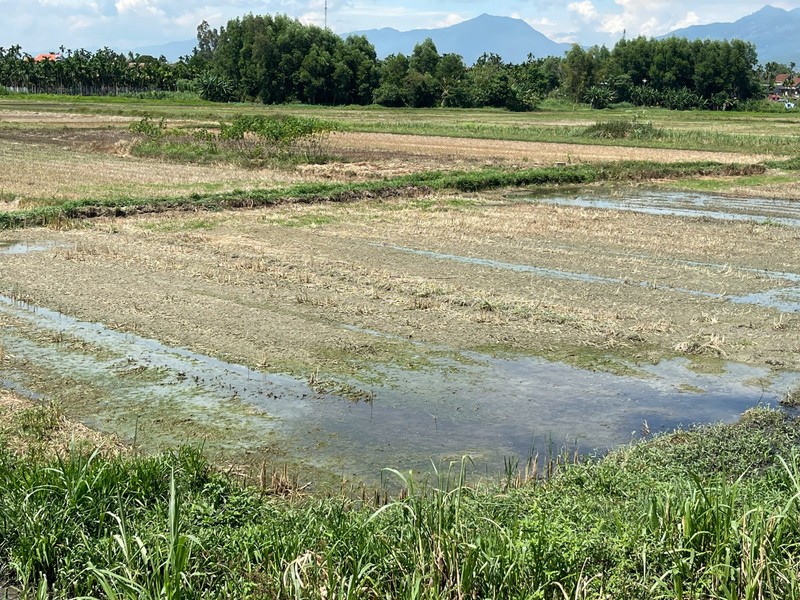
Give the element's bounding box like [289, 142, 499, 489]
[663, 5, 800, 64]
[348, 14, 571, 65]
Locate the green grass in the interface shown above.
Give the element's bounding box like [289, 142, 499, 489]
[2, 407, 800, 598]
[665, 173, 799, 192]
[0, 160, 766, 230]
[5, 96, 800, 155]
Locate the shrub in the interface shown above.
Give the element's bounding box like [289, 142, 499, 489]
[584, 117, 663, 140]
[583, 85, 616, 109]
[195, 72, 235, 102]
[128, 116, 167, 138]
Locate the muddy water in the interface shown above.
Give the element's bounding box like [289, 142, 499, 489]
[517, 189, 800, 227]
[2, 292, 798, 483]
[446, 189, 800, 314]
[2, 191, 800, 481]
[0, 240, 63, 254]
[385, 245, 800, 313]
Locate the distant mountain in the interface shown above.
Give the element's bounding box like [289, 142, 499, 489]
[129, 39, 195, 62]
[662, 5, 800, 64]
[348, 14, 571, 65]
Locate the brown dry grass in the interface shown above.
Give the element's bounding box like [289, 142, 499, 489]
[2, 193, 798, 379]
[0, 137, 312, 205]
[332, 132, 770, 166]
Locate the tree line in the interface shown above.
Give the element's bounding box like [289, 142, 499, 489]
[0, 46, 192, 96]
[0, 14, 772, 110]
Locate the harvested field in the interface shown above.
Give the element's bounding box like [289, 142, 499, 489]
[0, 111, 777, 209]
[2, 102, 800, 481]
[331, 131, 771, 166]
[2, 190, 800, 478]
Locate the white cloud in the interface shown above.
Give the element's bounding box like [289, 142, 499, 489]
[435, 13, 466, 27]
[568, 1, 599, 23]
[298, 10, 325, 27]
[115, 0, 165, 18]
[675, 11, 701, 29]
[173, 9, 222, 28]
[589, 0, 725, 40]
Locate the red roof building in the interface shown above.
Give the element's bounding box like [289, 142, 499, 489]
[33, 53, 63, 62]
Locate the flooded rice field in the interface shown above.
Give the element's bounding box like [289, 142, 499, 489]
[520, 189, 800, 227]
[1, 189, 800, 484]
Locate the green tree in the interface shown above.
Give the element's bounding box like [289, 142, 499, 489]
[332, 35, 378, 105]
[373, 53, 409, 106]
[435, 53, 468, 107]
[467, 53, 512, 108]
[409, 38, 440, 76]
[562, 44, 604, 102]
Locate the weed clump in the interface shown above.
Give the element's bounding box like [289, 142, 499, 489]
[584, 117, 663, 140]
[128, 114, 336, 167]
[780, 385, 800, 407]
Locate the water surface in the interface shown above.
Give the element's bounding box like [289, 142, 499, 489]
[2, 293, 797, 482]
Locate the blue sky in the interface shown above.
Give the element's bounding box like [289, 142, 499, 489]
[1, 0, 797, 54]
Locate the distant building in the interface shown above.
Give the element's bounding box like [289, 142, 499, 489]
[774, 73, 800, 98]
[33, 53, 63, 62]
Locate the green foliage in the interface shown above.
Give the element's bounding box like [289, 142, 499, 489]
[584, 118, 663, 140]
[2, 409, 800, 598]
[208, 14, 376, 106]
[583, 85, 616, 109]
[0, 45, 193, 96]
[195, 72, 234, 102]
[126, 114, 336, 166]
[128, 116, 167, 138]
[0, 23, 763, 111]
[88, 473, 199, 600]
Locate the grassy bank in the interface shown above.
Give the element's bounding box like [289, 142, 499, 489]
[0, 160, 765, 230]
[2, 404, 800, 599]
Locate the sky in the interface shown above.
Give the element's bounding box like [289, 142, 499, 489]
[1, 0, 798, 55]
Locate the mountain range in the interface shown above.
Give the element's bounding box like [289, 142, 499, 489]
[661, 5, 800, 65]
[348, 14, 570, 65]
[132, 5, 800, 66]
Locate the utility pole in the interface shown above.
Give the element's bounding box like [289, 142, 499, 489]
[325, 0, 328, 30]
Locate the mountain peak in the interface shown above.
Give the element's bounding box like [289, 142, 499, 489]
[347, 14, 569, 64]
[751, 4, 788, 17]
[662, 4, 800, 64]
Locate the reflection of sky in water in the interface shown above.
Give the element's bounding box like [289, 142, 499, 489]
[515, 190, 800, 227]
[3, 186, 800, 481]
[0, 240, 63, 255]
[2, 293, 798, 483]
[384, 245, 800, 313]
